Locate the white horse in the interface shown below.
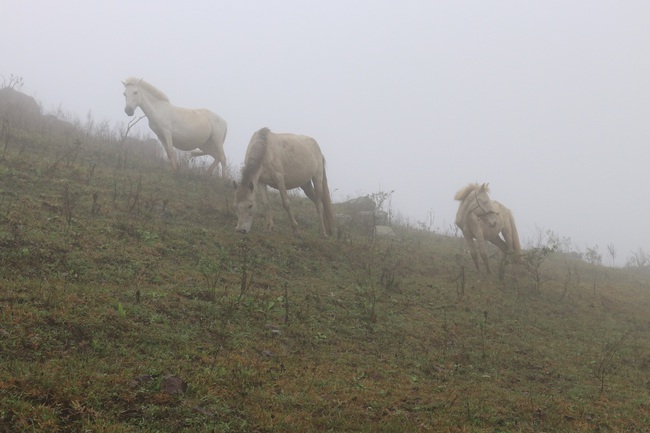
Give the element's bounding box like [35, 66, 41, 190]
[233, 127, 334, 236]
[455, 183, 521, 273]
[122, 77, 228, 177]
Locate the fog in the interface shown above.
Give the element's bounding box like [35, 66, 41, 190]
[3, 1, 650, 264]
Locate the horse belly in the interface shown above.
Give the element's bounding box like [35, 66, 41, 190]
[170, 110, 212, 151]
[479, 221, 503, 240]
[171, 130, 211, 151]
[259, 157, 317, 189]
[285, 153, 322, 188]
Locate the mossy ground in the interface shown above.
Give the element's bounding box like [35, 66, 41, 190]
[1, 124, 650, 432]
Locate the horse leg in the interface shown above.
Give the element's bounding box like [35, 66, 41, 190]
[207, 159, 218, 176]
[301, 181, 327, 236]
[259, 184, 274, 232]
[205, 143, 227, 179]
[276, 181, 300, 235]
[160, 132, 178, 171]
[489, 235, 510, 270]
[205, 156, 223, 177]
[475, 235, 492, 274]
[490, 236, 508, 255]
[207, 116, 228, 179]
[463, 233, 482, 272]
[478, 242, 492, 274]
[218, 152, 227, 179]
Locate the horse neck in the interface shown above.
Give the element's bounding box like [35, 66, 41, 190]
[470, 191, 492, 217]
[240, 159, 263, 191]
[243, 163, 262, 186]
[136, 90, 171, 119]
[456, 195, 472, 224]
[461, 191, 479, 216]
[241, 140, 267, 186]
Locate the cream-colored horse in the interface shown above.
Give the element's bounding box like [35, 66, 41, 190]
[234, 127, 334, 236]
[455, 183, 521, 273]
[122, 77, 228, 177]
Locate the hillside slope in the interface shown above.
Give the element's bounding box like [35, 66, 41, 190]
[1, 101, 650, 432]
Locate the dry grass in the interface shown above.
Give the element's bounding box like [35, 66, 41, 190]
[1, 117, 650, 432]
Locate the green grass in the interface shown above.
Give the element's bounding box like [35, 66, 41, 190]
[1, 120, 650, 432]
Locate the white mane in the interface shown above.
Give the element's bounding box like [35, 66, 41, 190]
[123, 77, 170, 102]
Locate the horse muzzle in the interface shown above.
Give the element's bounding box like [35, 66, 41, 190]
[124, 107, 135, 116]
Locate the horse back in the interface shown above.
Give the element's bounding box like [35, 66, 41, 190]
[260, 132, 324, 189]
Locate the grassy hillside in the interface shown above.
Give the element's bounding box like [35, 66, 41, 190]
[1, 105, 650, 432]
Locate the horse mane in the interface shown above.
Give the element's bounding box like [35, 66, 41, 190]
[241, 128, 271, 183]
[454, 183, 489, 201]
[123, 77, 170, 102]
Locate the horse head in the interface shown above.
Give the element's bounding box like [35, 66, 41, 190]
[233, 180, 256, 234]
[473, 183, 498, 218]
[122, 78, 144, 116]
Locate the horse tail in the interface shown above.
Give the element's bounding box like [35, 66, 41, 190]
[509, 210, 522, 255]
[321, 159, 335, 236]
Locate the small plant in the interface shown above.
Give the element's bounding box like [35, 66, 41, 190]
[591, 331, 631, 394]
[41, 139, 82, 176]
[198, 247, 229, 302]
[607, 243, 617, 267]
[128, 174, 143, 213]
[137, 229, 160, 244]
[626, 248, 650, 269]
[86, 160, 97, 185]
[91, 191, 100, 215]
[523, 228, 560, 293]
[283, 282, 290, 324]
[1, 118, 12, 159]
[477, 310, 489, 359]
[116, 115, 145, 170]
[354, 263, 379, 324]
[450, 254, 466, 300]
[235, 238, 259, 303]
[1, 73, 24, 90]
[62, 183, 78, 227]
[560, 265, 578, 301]
[368, 189, 394, 213]
[585, 244, 603, 295]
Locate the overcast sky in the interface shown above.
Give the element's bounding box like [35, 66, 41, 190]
[3, 1, 650, 263]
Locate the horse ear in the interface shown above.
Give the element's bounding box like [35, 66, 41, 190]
[121, 80, 126, 86]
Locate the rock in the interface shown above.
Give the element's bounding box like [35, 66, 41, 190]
[161, 375, 188, 394]
[374, 225, 398, 239]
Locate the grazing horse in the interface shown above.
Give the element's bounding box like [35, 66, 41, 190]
[122, 77, 228, 177]
[454, 183, 521, 273]
[234, 127, 334, 236]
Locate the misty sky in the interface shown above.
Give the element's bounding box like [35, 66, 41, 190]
[3, 1, 650, 263]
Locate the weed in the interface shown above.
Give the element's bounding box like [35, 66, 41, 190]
[198, 247, 229, 302]
[235, 237, 258, 303]
[523, 232, 559, 293]
[62, 183, 78, 227]
[2, 95, 650, 432]
[591, 330, 632, 394]
[451, 254, 466, 299]
[128, 174, 143, 213]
